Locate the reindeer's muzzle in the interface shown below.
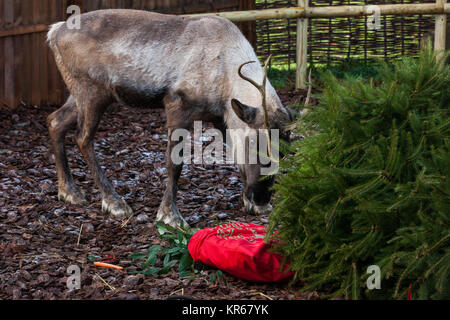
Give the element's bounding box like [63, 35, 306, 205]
[243, 194, 273, 215]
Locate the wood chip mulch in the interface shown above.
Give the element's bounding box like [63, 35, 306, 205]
[0, 88, 322, 300]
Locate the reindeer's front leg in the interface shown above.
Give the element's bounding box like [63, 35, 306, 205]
[157, 93, 191, 228]
[156, 128, 190, 228]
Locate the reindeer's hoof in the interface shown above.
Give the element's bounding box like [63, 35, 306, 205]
[156, 205, 190, 229]
[58, 187, 87, 205]
[102, 198, 133, 218]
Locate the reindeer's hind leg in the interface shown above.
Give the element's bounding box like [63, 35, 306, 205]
[47, 95, 87, 205]
[73, 86, 133, 218]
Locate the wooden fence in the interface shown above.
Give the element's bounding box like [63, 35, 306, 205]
[1, 1, 448, 108]
[255, 1, 443, 68]
[0, 0, 253, 109]
[1, 0, 64, 109]
[188, 1, 449, 88]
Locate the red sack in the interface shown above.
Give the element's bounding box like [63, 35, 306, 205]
[188, 222, 293, 282]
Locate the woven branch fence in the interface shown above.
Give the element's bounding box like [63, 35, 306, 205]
[255, 0, 446, 67]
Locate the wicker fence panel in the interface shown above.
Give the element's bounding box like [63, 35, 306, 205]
[255, 0, 443, 67]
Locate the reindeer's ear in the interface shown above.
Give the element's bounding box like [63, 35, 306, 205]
[231, 99, 257, 125]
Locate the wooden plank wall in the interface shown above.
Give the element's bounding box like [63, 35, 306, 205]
[0, 0, 68, 109]
[0, 0, 254, 109]
[81, 0, 242, 14]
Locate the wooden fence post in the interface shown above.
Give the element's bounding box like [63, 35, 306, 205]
[239, 0, 257, 49]
[435, 0, 447, 61]
[296, 0, 308, 90]
[4, 0, 15, 108]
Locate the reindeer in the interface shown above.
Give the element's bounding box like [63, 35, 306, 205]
[46, 9, 293, 227]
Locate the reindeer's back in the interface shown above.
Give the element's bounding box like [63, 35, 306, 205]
[48, 9, 255, 109]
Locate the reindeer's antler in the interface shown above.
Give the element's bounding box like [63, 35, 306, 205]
[238, 55, 273, 158]
[238, 55, 272, 131]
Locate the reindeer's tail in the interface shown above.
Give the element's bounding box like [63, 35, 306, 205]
[47, 22, 73, 94]
[47, 21, 65, 48]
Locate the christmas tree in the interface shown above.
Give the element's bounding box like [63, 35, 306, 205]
[268, 45, 450, 299]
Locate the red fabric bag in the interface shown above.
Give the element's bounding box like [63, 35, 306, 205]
[188, 222, 293, 282]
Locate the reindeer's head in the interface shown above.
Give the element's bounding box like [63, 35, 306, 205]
[229, 56, 293, 215]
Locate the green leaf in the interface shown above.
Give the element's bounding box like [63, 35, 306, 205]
[87, 255, 100, 263]
[179, 252, 193, 273]
[179, 270, 192, 279]
[155, 221, 175, 235]
[160, 260, 178, 275]
[142, 267, 160, 277]
[130, 253, 147, 260]
[132, 218, 199, 280]
[142, 253, 158, 268]
[165, 247, 182, 255]
[148, 245, 162, 254]
[163, 254, 172, 267]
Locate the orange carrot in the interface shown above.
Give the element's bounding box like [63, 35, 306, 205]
[94, 261, 123, 271]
